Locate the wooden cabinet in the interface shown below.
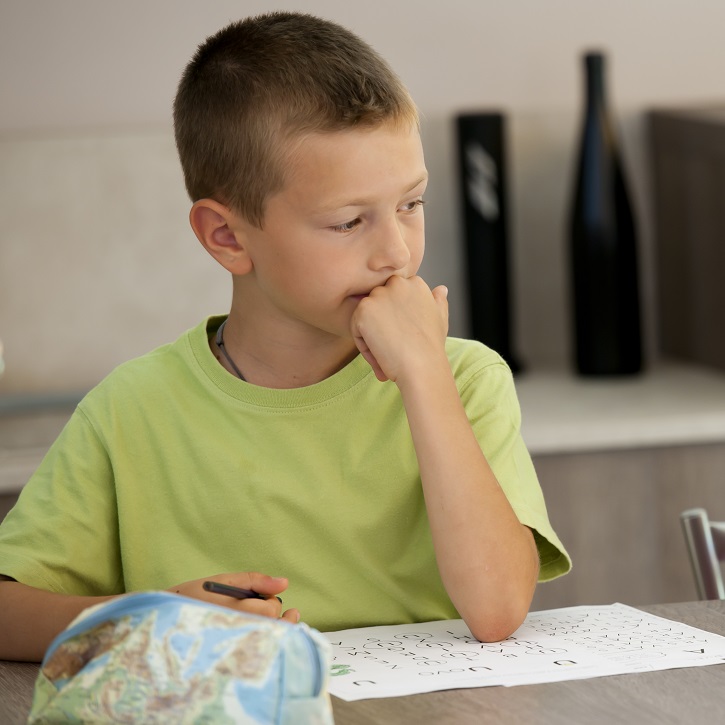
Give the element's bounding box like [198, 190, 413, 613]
[514, 365, 725, 611]
[531, 442, 725, 611]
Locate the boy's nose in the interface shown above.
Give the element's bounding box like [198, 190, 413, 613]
[368, 220, 411, 272]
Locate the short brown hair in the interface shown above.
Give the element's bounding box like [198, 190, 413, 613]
[173, 12, 419, 227]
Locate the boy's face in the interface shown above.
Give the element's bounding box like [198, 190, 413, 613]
[231, 122, 428, 344]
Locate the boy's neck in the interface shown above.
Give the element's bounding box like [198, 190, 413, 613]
[210, 311, 359, 389]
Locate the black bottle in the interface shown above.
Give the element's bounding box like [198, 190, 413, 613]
[456, 112, 521, 373]
[568, 51, 643, 376]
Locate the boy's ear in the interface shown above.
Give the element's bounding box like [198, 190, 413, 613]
[189, 199, 254, 275]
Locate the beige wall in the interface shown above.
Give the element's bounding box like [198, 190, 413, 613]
[2, 0, 724, 395]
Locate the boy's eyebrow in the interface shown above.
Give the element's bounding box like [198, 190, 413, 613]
[317, 174, 429, 213]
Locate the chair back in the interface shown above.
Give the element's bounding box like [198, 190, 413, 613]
[680, 508, 725, 600]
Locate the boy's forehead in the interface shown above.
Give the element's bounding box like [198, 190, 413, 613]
[279, 124, 427, 208]
[310, 173, 429, 215]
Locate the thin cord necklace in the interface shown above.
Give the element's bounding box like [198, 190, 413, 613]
[215, 319, 246, 381]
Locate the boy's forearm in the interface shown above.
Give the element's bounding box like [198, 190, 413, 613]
[0, 580, 115, 662]
[398, 356, 539, 643]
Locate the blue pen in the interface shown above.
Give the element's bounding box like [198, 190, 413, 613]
[203, 580, 283, 604]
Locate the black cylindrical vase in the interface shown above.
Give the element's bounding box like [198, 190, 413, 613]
[456, 112, 521, 372]
[568, 51, 643, 376]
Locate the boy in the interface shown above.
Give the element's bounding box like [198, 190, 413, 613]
[0, 12, 569, 662]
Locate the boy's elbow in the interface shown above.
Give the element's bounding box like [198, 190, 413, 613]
[462, 595, 532, 643]
[466, 615, 522, 643]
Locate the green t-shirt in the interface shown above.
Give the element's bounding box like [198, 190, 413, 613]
[0, 317, 570, 631]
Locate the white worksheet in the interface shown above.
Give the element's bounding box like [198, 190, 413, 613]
[324, 603, 725, 701]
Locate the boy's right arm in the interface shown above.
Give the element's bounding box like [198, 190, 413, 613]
[0, 572, 299, 662]
[0, 577, 114, 662]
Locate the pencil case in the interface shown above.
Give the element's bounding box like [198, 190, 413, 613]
[28, 590, 333, 724]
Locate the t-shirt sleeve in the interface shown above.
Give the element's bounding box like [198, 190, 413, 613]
[0, 406, 124, 595]
[457, 355, 571, 582]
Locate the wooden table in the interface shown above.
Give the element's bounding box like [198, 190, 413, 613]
[2, 601, 725, 724]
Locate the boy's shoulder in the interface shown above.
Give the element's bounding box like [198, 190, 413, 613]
[80, 318, 211, 410]
[445, 336, 510, 377]
[444, 337, 517, 404]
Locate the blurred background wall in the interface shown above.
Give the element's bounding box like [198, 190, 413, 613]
[2, 0, 724, 395]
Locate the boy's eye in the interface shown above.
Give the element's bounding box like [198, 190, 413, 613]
[400, 199, 426, 213]
[329, 200, 425, 233]
[331, 218, 360, 233]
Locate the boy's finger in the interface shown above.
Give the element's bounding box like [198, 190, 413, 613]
[280, 608, 301, 624]
[432, 284, 449, 304]
[353, 333, 389, 382]
[432, 285, 450, 330]
[229, 572, 289, 594]
[232, 596, 284, 620]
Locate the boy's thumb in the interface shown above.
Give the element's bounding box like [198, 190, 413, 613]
[433, 285, 449, 302]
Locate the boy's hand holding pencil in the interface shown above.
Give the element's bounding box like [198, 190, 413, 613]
[169, 572, 300, 623]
